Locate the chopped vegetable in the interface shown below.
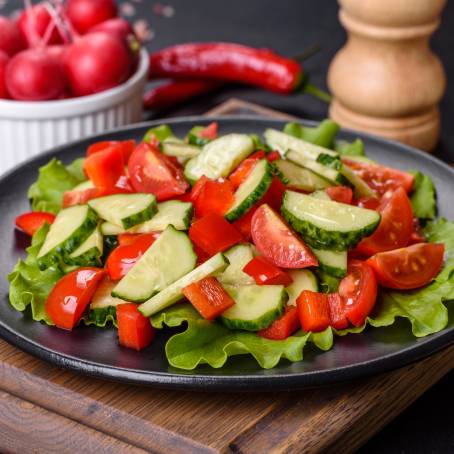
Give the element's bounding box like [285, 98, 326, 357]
[296, 290, 331, 333]
[15, 211, 55, 236]
[117, 303, 155, 351]
[258, 306, 300, 340]
[243, 256, 293, 286]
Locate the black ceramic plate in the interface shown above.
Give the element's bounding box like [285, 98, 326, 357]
[1, 116, 453, 391]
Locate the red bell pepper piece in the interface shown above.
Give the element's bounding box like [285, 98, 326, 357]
[257, 305, 300, 340]
[261, 176, 286, 211]
[243, 256, 293, 286]
[117, 303, 155, 351]
[296, 290, 331, 333]
[83, 145, 125, 189]
[107, 233, 158, 280]
[229, 151, 265, 189]
[325, 186, 353, 204]
[233, 205, 258, 241]
[266, 150, 281, 162]
[46, 267, 105, 330]
[182, 276, 235, 320]
[86, 140, 136, 163]
[198, 121, 218, 140]
[327, 293, 348, 330]
[189, 213, 242, 256]
[15, 211, 56, 236]
[191, 176, 234, 218]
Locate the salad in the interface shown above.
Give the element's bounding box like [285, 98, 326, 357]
[8, 120, 454, 370]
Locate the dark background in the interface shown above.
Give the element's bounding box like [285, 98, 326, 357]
[3, 0, 454, 452]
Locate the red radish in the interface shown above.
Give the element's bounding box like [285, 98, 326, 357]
[88, 17, 135, 41]
[18, 3, 65, 47]
[0, 51, 9, 98]
[0, 16, 26, 57]
[66, 0, 117, 34]
[65, 32, 133, 96]
[6, 49, 67, 101]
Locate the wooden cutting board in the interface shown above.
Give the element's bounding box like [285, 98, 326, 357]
[0, 99, 453, 454]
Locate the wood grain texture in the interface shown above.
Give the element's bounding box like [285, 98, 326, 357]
[0, 99, 453, 454]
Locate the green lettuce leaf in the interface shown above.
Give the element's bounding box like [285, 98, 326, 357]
[82, 307, 118, 328]
[66, 157, 86, 182]
[8, 224, 62, 324]
[423, 218, 454, 258]
[410, 170, 437, 220]
[28, 158, 86, 214]
[151, 304, 335, 370]
[283, 120, 340, 149]
[334, 138, 365, 156]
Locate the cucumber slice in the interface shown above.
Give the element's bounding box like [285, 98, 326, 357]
[138, 252, 229, 317]
[225, 159, 273, 222]
[100, 200, 193, 235]
[65, 226, 103, 267]
[112, 225, 197, 302]
[281, 190, 381, 251]
[217, 244, 255, 285]
[37, 205, 98, 269]
[72, 180, 94, 191]
[264, 128, 339, 159]
[274, 159, 331, 192]
[286, 269, 318, 306]
[316, 270, 341, 293]
[286, 150, 348, 186]
[184, 134, 254, 183]
[88, 193, 157, 230]
[311, 247, 347, 278]
[221, 285, 287, 331]
[90, 277, 127, 310]
[340, 164, 376, 198]
[162, 140, 200, 158]
[310, 190, 331, 201]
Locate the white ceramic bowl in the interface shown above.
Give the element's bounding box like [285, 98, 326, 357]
[0, 48, 149, 174]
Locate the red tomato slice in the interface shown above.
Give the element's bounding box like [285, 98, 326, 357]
[46, 267, 105, 330]
[353, 196, 380, 210]
[342, 158, 414, 196]
[262, 176, 286, 211]
[63, 184, 131, 208]
[251, 204, 317, 269]
[191, 176, 234, 218]
[229, 151, 265, 189]
[15, 211, 55, 236]
[233, 205, 258, 241]
[107, 233, 158, 280]
[325, 186, 353, 204]
[83, 145, 125, 189]
[296, 290, 331, 333]
[128, 142, 189, 201]
[257, 305, 300, 340]
[198, 122, 218, 140]
[327, 293, 348, 330]
[356, 187, 413, 256]
[86, 140, 136, 162]
[243, 256, 293, 286]
[338, 260, 377, 327]
[366, 243, 444, 290]
[182, 276, 235, 320]
[117, 303, 156, 351]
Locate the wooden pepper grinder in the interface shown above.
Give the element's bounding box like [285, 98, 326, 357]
[327, 0, 446, 152]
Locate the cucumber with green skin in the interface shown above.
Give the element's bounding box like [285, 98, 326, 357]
[281, 190, 380, 251]
[112, 225, 197, 303]
[186, 125, 211, 146]
[225, 159, 273, 222]
[184, 134, 254, 183]
[100, 200, 193, 235]
[310, 190, 331, 201]
[138, 253, 229, 317]
[217, 244, 256, 285]
[316, 269, 341, 293]
[162, 140, 200, 159]
[273, 160, 332, 192]
[339, 164, 376, 198]
[88, 193, 157, 230]
[37, 205, 98, 270]
[65, 226, 103, 267]
[286, 269, 318, 306]
[310, 247, 347, 278]
[221, 284, 287, 331]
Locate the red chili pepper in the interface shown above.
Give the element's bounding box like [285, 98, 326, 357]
[183, 276, 235, 320]
[296, 290, 331, 333]
[15, 211, 56, 236]
[117, 303, 156, 351]
[257, 305, 300, 340]
[148, 43, 303, 94]
[189, 213, 242, 256]
[143, 79, 221, 111]
[243, 256, 293, 286]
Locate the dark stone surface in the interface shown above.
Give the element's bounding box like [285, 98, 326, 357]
[2, 0, 454, 452]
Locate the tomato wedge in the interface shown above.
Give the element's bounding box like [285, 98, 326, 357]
[243, 256, 293, 286]
[338, 260, 377, 327]
[117, 303, 155, 351]
[183, 276, 235, 320]
[356, 187, 413, 256]
[327, 293, 348, 330]
[325, 186, 353, 204]
[128, 142, 189, 201]
[342, 158, 414, 196]
[15, 211, 55, 236]
[198, 121, 218, 140]
[251, 204, 317, 269]
[229, 151, 265, 189]
[86, 140, 136, 162]
[261, 176, 286, 211]
[191, 176, 234, 218]
[107, 233, 158, 280]
[233, 205, 258, 240]
[83, 145, 125, 189]
[366, 243, 444, 290]
[258, 305, 300, 340]
[296, 290, 331, 333]
[46, 267, 105, 330]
